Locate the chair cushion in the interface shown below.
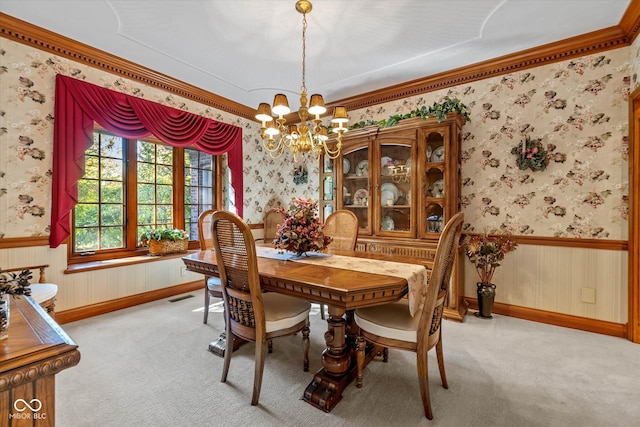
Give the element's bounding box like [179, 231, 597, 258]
[30, 283, 58, 303]
[354, 299, 419, 343]
[263, 293, 310, 333]
[207, 276, 221, 290]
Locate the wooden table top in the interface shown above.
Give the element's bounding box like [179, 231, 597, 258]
[183, 247, 431, 310]
[1, 296, 80, 383]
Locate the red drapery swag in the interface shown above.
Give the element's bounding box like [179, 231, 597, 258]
[50, 74, 243, 248]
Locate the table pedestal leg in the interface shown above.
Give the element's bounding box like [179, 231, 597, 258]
[302, 306, 377, 412]
[208, 332, 246, 357]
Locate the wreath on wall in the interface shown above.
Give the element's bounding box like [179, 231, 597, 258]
[293, 165, 308, 185]
[510, 134, 549, 172]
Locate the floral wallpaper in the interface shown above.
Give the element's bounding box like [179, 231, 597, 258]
[0, 37, 312, 238]
[0, 36, 633, 241]
[632, 34, 640, 91]
[348, 48, 631, 240]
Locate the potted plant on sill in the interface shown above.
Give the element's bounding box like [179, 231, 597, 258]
[140, 228, 189, 256]
[0, 268, 32, 340]
[460, 232, 518, 318]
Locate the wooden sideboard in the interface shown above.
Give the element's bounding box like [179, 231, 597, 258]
[0, 296, 80, 426]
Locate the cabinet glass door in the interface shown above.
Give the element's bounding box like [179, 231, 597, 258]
[421, 130, 446, 237]
[378, 143, 413, 236]
[320, 156, 335, 221]
[341, 146, 370, 233]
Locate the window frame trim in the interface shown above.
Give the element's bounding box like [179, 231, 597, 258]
[67, 129, 223, 264]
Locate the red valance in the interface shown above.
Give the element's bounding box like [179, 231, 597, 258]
[50, 74, 243, 248]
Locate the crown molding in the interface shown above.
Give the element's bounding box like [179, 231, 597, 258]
[332, 26, 630, 111]
[620, 0, 640, 42]
[0, 12, 257, 121]
[2, 1, 639, 121]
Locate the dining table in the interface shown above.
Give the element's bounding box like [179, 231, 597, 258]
[182, 245, 433, 412]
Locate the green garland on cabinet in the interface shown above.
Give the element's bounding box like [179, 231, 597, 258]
[349, 96, 471, 130]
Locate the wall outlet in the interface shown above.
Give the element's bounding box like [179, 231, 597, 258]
[581, 287, 596, 304]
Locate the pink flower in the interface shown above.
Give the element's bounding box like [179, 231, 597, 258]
[273, 198, 333, 256]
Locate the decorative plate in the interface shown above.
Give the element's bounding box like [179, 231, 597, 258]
[356, 160, 368, 176]
[381, 156, 394, 175]
[431, 146, 445, 162]
[343, 158, 350, 175]
[432, 179, 444, 197]
[353, 188, 369, 205]
[381, 216, 395, 231]
[381, 182, 399, 203]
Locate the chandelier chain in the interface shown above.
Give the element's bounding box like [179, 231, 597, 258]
[301, 12, 307, 94]
[255, 1, 348, 162]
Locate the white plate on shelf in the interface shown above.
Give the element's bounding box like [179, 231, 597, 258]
[381, 182, 399, 203]
[381, 156, 394, 175]
[353, 188, 369, 205]
[356, 160, 368, 176]
[432, 179, 444, 197]
[381, 216, 395, 231]
[431, 146, 445, 162]
[343, 158, 350, 175]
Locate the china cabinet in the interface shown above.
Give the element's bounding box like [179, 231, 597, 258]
[321, 113, 466, 320]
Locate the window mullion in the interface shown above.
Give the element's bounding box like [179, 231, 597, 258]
[125, 138, 138, 250]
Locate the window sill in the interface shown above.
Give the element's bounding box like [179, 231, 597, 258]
[64, 250, 198, 274]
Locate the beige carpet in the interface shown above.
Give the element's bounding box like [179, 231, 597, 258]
[55, 293, 640, 427]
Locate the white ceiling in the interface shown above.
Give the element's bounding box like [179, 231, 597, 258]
[0, 0, 632, 111]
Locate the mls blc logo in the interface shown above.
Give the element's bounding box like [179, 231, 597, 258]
[14, 398, 42, 412]
[10, 398, 47, 420]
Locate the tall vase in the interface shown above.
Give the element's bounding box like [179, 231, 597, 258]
[476, 283, 496, 319]
[0, 295, 9, 340]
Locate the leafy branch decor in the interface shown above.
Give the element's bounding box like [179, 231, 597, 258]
[510, 134, 550, 172]
[348, 96, 471, 130]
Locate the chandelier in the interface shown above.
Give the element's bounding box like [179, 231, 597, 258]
[255, 0, 348, 161]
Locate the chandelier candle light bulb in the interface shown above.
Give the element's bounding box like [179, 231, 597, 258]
[256, 0, 348, 161]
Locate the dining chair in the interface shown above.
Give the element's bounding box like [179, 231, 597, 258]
[198, 209, 222, 324]
[353, 212, 464, 420]
[320, 210, 359, 318]
[260, 208, 286, 243]
[210, 210, 311, 406]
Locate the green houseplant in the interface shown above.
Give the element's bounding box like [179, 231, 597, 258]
[460, 232, 517, 318]
[140, 228, 189, 256]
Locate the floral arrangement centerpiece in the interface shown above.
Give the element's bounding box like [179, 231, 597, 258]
[273, 197, 332, 256]
[511, 134, 549, 172]
[1, 268, 32, 340]
[460, 232, 518, 285]
[140, 228, 189, 256]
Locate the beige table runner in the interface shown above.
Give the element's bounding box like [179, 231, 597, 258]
[255, 246, 428, 316]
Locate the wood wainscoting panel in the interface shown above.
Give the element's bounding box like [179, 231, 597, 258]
[462, 243, 628, 325]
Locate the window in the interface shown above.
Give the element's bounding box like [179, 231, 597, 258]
[70, 129, 218, 263]
[184, 148, 215, 241]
